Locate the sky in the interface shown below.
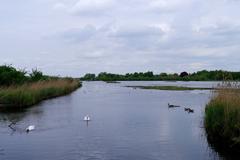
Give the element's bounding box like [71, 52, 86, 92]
[0, 0, 240, 77]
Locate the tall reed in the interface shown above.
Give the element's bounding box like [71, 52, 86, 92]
[0, 79, 81, 107]
[205, 82, 240, 151]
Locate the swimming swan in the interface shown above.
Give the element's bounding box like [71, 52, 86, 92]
[26, 125, 35, 132]
[84, 115, 91, 121]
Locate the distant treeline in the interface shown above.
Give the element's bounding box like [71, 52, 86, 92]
[81, 70, 240, 81]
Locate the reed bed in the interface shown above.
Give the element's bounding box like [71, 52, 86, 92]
[0, 79, 81, 107]
[205, 82, 240, 151]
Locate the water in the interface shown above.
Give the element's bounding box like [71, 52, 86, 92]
[0, 81, 224, 160]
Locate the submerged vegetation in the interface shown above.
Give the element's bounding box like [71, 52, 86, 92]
[126, 85, 212, 91]
[0, 65, 81, 108]
[205, 82, 240, 154]
[81, 70, 240, 81]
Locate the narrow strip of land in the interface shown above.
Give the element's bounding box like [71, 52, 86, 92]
[0, 65, 81, 109]
[0, 79, 81, 108]
[126, 85, 213, 91]
[104, 81, 120, 83]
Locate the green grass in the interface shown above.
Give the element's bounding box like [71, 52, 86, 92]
[205, 85, 240, 152]
[126, 85, 212, 90]
[0, 78, 81, 108]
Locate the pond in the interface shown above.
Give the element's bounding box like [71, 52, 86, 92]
[0, 81, 225, 160]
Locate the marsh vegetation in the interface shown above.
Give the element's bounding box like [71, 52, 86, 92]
[205, 82, 240, 154]
[0, 65, 81, 108]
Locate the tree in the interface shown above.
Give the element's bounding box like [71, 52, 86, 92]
[0, 65, 27, 85]
[30, 69, 44, 81]
[82, 73, 96, 80]
[180, 71, 188, 77]
[160, 73, 167, 77]
[143, 71, 154, 77]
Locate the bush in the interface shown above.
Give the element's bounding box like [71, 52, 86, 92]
[30, 69, 45, 82]
[0, 65, 28, 86]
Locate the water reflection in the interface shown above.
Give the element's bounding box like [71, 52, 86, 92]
[206, 134, 240, 160]
[0, 105, 43, 122]
[0, 109, 27, 126]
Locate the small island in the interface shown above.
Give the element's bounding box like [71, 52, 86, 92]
[104, 81, 120, 83]
[0, 65, 81, 109]
[126, 85, 213, 91]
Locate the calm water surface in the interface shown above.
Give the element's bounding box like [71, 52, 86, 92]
[0, 81, 224, 160]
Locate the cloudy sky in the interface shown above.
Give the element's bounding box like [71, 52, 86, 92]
[0, 0, 240, 76]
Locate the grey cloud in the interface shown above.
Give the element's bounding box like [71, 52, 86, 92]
[1, 0, 240, 76]
[108, 26, 165, 50]
[65, 0, 116, 16]
[109, 26, 164, 38]
[60, 25, 97, 43]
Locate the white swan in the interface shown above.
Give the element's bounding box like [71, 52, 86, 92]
[26, 125, 35, 132]
[83, 115, 91, 121]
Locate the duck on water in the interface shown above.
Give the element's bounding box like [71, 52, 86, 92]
[168, 103, 181, 108]
[184, 108, 194, 113]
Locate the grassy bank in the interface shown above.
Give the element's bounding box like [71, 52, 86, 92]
[205, 84, 240, 153]
[126, 85, 212, 91]
[0, 79, 81, 108]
